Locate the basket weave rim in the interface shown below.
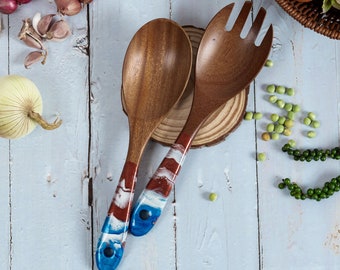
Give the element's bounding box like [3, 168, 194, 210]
[275, 0, 340, 40]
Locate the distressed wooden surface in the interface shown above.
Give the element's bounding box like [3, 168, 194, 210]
[0, 0, 339, 269]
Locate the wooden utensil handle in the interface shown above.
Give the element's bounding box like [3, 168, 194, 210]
[96, 161, 138, 269]
[130, 131, 195, 236]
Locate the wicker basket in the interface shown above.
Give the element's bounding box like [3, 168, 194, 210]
[275, 0, 340, 39]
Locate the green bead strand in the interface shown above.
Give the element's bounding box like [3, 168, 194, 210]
[278, 175, 340, 201]
[281, 143, 340, 162]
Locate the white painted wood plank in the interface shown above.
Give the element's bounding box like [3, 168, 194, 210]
[0, 14, 10, 270]
[174, 128, 260, 269]
[89, 1, 178, 269]
[257, 1, 340, 269]
[3, 2, 92, 269]
[171, 1, 260, 269]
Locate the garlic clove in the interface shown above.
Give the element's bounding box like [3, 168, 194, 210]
[37, 14, 55, 36]
[18, 19, 45, 50]
[20, 33, 45, 49]
[46, 19, 71, 41]
[24, 51, 47, 68]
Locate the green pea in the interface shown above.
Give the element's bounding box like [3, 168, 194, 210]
[292, 104, 301, 113]
[276, 85, 286, 94]
[278, 116, 286, 125]
[284, 119, 294, 128]
[303, 117, 312, 126]
[287, 111, 295, 120]
[311, 120, 320, 128]
[257, 152, 266, 161]
[288, 139, 296, 147]
[266, 84, 276, 93]
[284, 103, 293, 111]
[276, 99, 285, 109]
[209, 192, 218, 201]
[271, 113, 279, 122]
[268, 95, 278, 103]
[254, 112, 263, 120]
[286, 87, 295, 96]
[267, 123, 275, 132]
[274, 124, 285, 134]
[265, 59, 274, 67]
[271, 133, 280, 140]
[307, 112, 316, 121]
[283, 128, 292, 136]
[244, 112, 253, 120]
[307, 131, 316, 138]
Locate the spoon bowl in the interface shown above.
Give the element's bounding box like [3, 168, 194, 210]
[95, 18, 192, 270]
[123, 19, 193, 123]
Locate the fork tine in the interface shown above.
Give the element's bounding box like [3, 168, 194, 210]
[231, 1, 252, 32]
[207, 3, 234, 30]
[246, 7, 266, 41]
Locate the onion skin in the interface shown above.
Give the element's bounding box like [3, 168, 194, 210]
[0, 0, 18, 14]
[55, 0, 82, 16]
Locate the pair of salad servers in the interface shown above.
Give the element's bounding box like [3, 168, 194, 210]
[96, 2, 273, 269]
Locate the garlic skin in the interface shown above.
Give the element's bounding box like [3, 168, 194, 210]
[31, 12, 42, 35]
[0, 75, 61, 139]
[18, 19, 45, 50]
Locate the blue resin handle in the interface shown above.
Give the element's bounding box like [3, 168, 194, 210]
[130, 189, 167, 236]
[96, 161, 138, 269]
[96, 215, 126, 270]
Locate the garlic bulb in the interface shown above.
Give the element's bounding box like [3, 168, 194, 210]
[0, 75, 62, 139]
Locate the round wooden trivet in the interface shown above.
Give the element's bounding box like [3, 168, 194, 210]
[150, 26, 249, 148]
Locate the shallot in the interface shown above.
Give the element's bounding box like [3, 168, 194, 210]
[55, 0, 82, 16]
[0, 0, 18, 14]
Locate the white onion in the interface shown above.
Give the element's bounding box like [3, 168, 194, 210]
[0, 75, 61, 139]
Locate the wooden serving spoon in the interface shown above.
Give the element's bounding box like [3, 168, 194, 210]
[130, 1, 273, 237]
[95, 18, 192, 270]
